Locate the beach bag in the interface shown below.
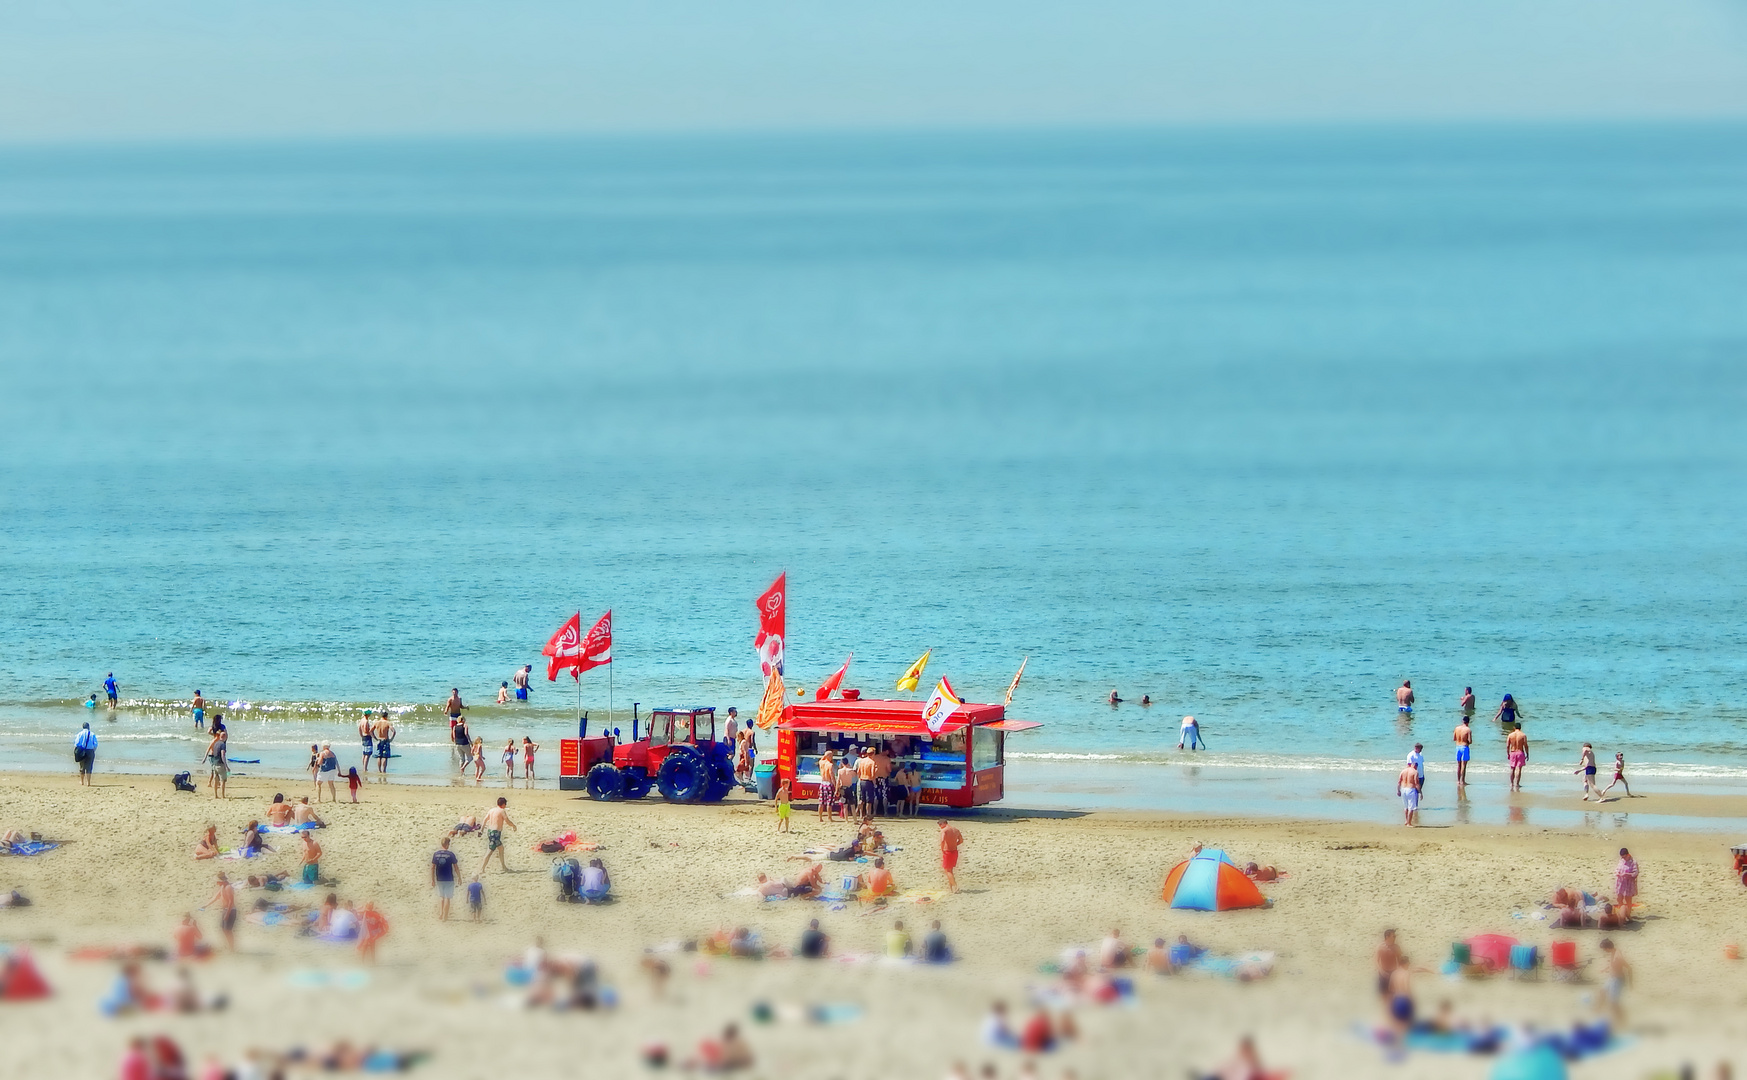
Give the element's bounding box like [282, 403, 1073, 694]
[73, 746, 89, 764]
[553, 858, 581, 900]
[539, 840, 566, 854]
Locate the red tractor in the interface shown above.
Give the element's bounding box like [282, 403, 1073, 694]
[583, 707, 736, 803]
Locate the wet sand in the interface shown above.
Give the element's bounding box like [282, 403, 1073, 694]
[0, 772, 1743, 1078]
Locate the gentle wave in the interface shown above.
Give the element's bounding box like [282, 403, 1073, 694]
[8, 697, 567, 722]
[1006, 750, 1747, 780]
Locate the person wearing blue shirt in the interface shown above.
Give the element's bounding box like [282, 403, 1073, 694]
[430, 836, 461, 921]
[103, 673, 118, 706]
[74, 722, 98, 785]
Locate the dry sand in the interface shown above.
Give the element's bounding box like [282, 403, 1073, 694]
[0, 771, 1743, 1079]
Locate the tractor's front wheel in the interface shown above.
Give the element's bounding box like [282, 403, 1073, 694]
[585, 763, 625, 801]
[657, 749, 706, 803]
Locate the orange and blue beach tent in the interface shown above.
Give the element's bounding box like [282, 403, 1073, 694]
[1160, 849, 1267, 911]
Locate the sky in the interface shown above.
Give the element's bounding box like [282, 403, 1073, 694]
[1, 1, 1746, 143]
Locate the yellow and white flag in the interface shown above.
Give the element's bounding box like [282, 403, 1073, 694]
[921, 676, 962, 734]
[755, 670, 787, 730]
[895, 649, 931, 692]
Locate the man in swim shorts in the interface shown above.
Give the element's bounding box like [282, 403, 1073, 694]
[1453, 717, 1472, 786]
[1506, 725, 1530, 791]
[513, 665, 531, 701]
[205, 872, 237, 951]
[372, 712, 394, 774]
[300, 831, 323, 885]
[1397, 762, 1421, 826]
[938, 819, 964, 893]
[480, 797, 516, 874]
[192, 690, 205, 731]
[358, 712, 374, 770]
[1396, 680, 1414, 713]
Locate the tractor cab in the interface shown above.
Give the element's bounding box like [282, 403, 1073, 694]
[577, 706, 734, 804]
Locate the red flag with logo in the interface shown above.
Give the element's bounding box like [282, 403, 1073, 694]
[755, 573, 785, 677]
[815, 653, 852, 702]
[544, 610, 613, 681]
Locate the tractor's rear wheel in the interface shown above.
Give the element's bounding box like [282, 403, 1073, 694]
[585, 763, 625, 801]
[657, 749, 706, 803]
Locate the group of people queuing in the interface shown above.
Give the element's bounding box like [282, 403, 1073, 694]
[1393, 683, 1636, 826]
[815, 744, 924, 822]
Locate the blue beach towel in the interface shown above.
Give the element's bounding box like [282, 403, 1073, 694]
[4, 841, 59, 856]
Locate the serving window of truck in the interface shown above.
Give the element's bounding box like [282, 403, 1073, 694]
[774, 696, 1041, 810]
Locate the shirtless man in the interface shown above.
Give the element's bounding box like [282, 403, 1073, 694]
[1396, 762, 1422, 826]
[192, 689, 205, 732]
[292, 797, 325, 827]
[1597, 939, 1631, 1023]
[1575, 742, 1598, 801]
[513, 666, 532, 701]
[1375, 929, 1404, 998]
[1459, 686, 1475, 715]
[1506, 725, 1530, 791]
[299, 831, 323, 885]
[854, 747, 878, 822]
[358, 712, 375, 771]
[446, 688, 465, 721]
[480, 796, 516, 873]
[938, 819, 964, 893]
[815, 751, 836, 823]
[371, 712, 395, 775]
[203, 872, 237, 951]
[865, 857, 896, 898]
[1453, 716, 1473, 786]
[1396, 680, 1414, 714]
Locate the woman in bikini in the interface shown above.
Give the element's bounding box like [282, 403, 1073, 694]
[502, 740, 517, 781]
[472, 737, 487, 781]
[522, 737, 539, 780]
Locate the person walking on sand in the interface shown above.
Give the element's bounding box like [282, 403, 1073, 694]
[104, 672, 119, 707]
[1575, 743, 1598, 801]
[192, 690, 205, 732]
[1453, 717, 1472, 786]
[522, 736, 539, 780]
[299, 830, 323, 885]
[938, 819, 964, 893]
[1614, 847, 1639, 921]
[73, 722, 98, 785]
[307, 743, 322, 794]
[316, 742, 339, 801]
[1506, 724, 1530, 791]
[1397, 761, 1422, 826]
[358, 902, 388, 963]
[203, 872, 237, 951]
[1599, 752, 1631, 799]
[775, 780, 792, 833]
[1597, 938, 1631, 1023]
[480, 796, 516, 873]
[513, 665, 532, 701]
[371, 712, 394, 775]
[1396, 680, 1415, 714]
[1178, 715, 1203, 751]
[430, 836, 460, 921]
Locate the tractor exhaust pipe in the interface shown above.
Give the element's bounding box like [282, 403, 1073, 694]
[632, 703, 640, 743]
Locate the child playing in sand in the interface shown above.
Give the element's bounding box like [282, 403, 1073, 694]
[346, 767, 361, 803]
[775, 781, 791, 833]
[467, 876, 484, 921]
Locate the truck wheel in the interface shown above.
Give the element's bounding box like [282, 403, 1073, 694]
[701, 758, 735, 802]
[623, 770, 653, 800]
[657, 749, 705, 803]
[585, 763, 625, 801]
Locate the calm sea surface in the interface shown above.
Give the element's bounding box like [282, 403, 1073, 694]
[2, 127, 1745, 825]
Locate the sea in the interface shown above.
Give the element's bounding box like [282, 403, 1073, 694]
[2, 125, 1745, 830]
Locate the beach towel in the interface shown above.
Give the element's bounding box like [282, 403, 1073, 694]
[1189, 951, 1276, 980]
[3, 841, 56, 857]
[263, 823, 319, 834]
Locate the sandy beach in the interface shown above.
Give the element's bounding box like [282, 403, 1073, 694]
[0, 771, 1742, 1079]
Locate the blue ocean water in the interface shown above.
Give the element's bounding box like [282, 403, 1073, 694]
[2, 127, 1745, 817]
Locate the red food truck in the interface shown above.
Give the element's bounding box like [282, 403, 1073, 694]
[774, 693, 1040, 809]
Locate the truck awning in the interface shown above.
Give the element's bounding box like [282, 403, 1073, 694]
[986, 719, 1042, 732]
[776, 696, 1006, 737]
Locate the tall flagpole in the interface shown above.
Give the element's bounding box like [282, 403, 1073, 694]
[608, 660, 614, 736]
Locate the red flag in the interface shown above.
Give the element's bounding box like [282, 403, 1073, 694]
[543, 610, 613, 681]
[815, 653, 852, 702]
[755, 572, 785, 677]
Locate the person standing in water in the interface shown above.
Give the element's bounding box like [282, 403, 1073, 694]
[1108, 689, 1122, 706]
[1575, 742, 1598, 801]
[358, 712, 375, 772]
[1452, 716, 1473, 786]
[446, 688, 465, 723]
[372, 711, 394, 775]
[192, 690, 205, 732]
[1396, 681, 1414, 714]
[1493, 694, 1523, 728]
[73, 722, 98, 785]
[513, 665, 532, 702]
[522, 736, 539, 780]
[1506, 724, 1530, 791]
[451, 713, 472, 772]
[1178, 715, 1202, 751]
[496, 682, 509, 705]
[104, 672, 119, 707]
[1459, 687, 1475, 715]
